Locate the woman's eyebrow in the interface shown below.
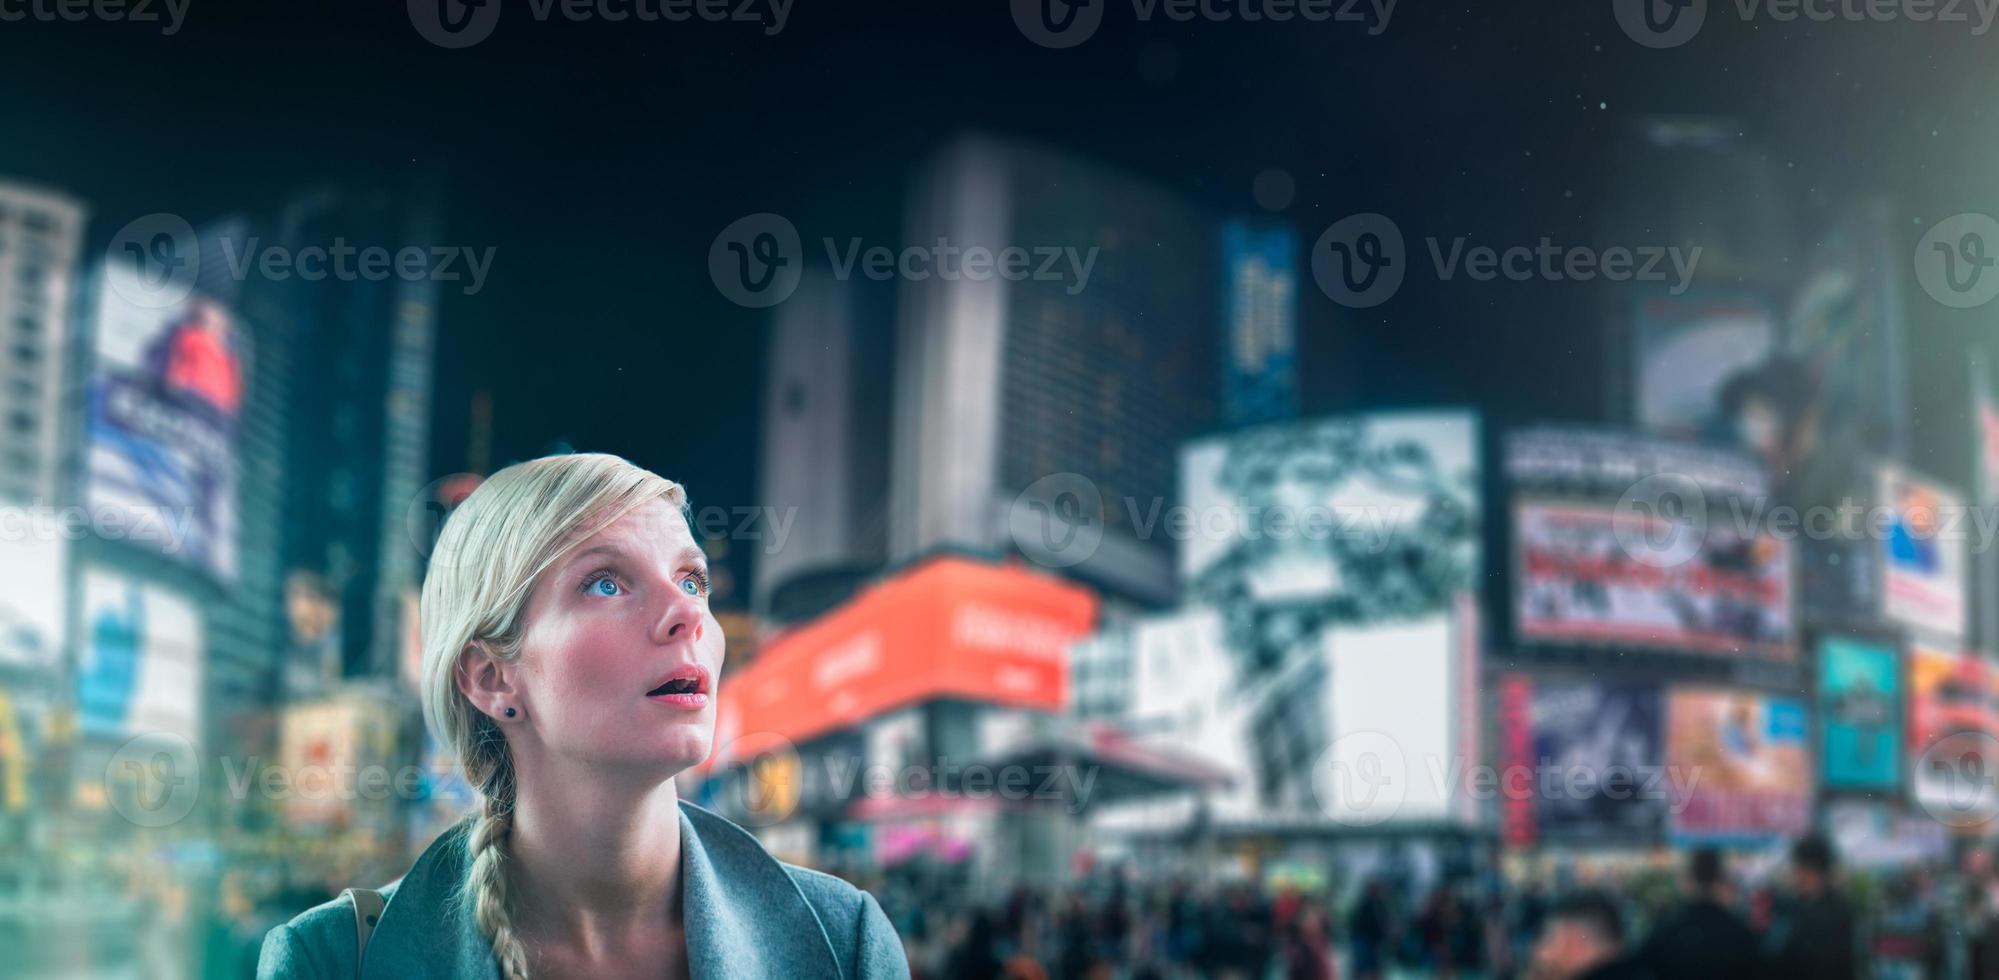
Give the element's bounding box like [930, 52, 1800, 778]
[566, 543, 630, 567]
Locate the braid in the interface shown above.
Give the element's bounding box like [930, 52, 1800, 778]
[465, 724, 533, 980]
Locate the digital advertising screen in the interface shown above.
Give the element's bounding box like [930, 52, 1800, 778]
[1907, 646, 1999, 823]
[75, 567, 202, 743]
[1818, 636, 1900, 790]
[1515, 681, 1668, 843]
[1665, 688, 1812, 843]
[1507, 427, 1793, 660]
[1632, 290, 1778, 442]
[1879, 467, 1967, 640]
[87, 264, 246, 581]
[0, 536, 66, 671]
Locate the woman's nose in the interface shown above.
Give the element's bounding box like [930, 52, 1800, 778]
[650, 590, 703, 645]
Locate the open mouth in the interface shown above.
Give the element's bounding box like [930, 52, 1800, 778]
[645, 664, 710, 706]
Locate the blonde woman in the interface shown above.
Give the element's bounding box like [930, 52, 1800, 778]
[258, 453, 909, 979]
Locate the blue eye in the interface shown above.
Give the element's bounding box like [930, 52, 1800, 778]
[680, 569, 712, 597]
[583, 574, 623, 597]
[679, 577, 701, 597]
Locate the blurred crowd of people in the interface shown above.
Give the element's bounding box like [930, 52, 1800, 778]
[866, 834, 1999, 980]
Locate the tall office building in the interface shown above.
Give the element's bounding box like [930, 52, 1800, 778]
[0, 182, 85, 505]
[239, 176, 441, 691]
[753, 266, 893, 626]
[889, 134, 1220, 607]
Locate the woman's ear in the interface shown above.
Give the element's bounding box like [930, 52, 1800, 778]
[456, 641, 521, 721]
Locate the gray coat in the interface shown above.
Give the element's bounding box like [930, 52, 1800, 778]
[256, 800, 910, 979]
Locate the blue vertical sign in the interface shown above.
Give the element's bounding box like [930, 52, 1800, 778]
[1220, 221, 1299, 429]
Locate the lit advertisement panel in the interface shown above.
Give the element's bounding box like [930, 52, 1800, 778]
[1177, 412, 1480, 828]
[0, 536, 66, 671]
[1521, 682, 1667, 843]
[1507, 427, 1793, 660]
[87, 264, 245, 580]
[1665, 688, 1811, 843]
[1219, 220, 1299, 429]
[76, 567, 202, 742]
[1907, 646, 1999, 823]
[710, 557, 1097, 762]
[1879, 466, 1967, 640]
[1819, 637, 1899, 790]
[1632, 290, 1777, 442]
[1514, 501, 1791, 658]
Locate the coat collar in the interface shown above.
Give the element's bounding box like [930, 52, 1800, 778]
[362, 800, 844, 980]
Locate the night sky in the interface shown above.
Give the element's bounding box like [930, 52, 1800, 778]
[5, 1, 1994, 602]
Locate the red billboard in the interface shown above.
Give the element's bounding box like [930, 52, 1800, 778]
[711, 557, 1098, 760]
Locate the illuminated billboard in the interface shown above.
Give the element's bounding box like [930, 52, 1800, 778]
[1507, 427, 1793, 660]
[1879, 467, 1967, 640]
[712, 557, 1097, 758]
[0, 536, 66, 671]
[1500, 680, 1668, 844]
[1631, 290, 1777, 442]
[1219, 220, 1299, 428]
[87, 264, 245, 581]
[1818, 637, 1899, 790]
[76, 567, 202, 742]
[1907, 646, 1999, 823]
[1514, 502, 1791, 657]
[1665, 688, 1811, 843]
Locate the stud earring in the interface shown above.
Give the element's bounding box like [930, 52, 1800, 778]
[504, 706, 517, 718]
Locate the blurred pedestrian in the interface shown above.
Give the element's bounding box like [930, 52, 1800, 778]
[1528, 891, 1650, 980]
[1280, 903, 1336, 980]
[1762, 834, 1857, 980]
[1636, 847, 1757, 980]
[1347, 879, 1392, 980]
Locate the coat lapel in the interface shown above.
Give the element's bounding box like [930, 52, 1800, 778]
[678, 801, 846, 980]
[360, 802, 842, 980]
[360, 817, 502, 980]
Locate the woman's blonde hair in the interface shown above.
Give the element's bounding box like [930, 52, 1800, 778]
[418, 452, 686, 980]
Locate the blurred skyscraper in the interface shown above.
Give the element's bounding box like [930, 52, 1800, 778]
[239, 177, 441, 693]
[889, 133, 1219, 608]
[0, 182, 85, 505]
[754, 267, 892, 627]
